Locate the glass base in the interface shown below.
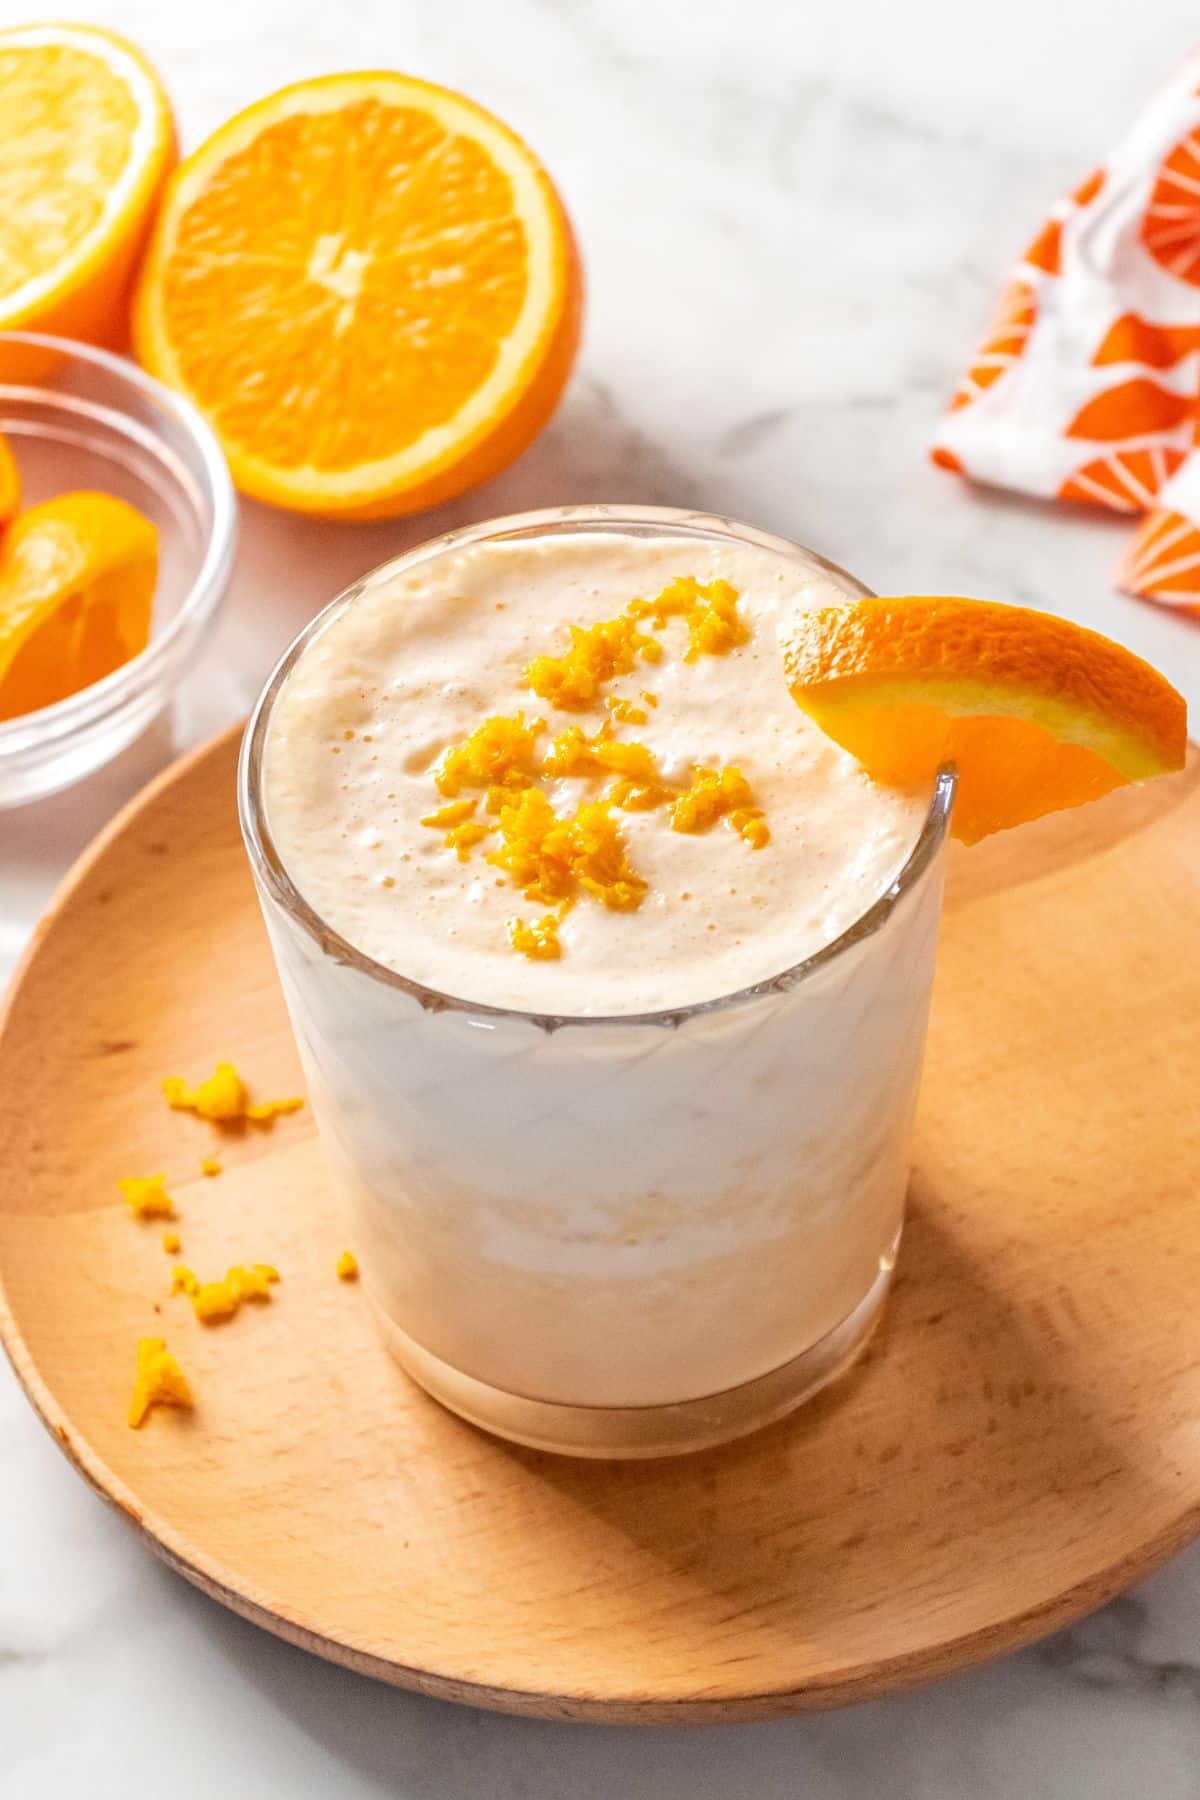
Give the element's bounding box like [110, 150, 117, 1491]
[372, 1253, 896, 1460]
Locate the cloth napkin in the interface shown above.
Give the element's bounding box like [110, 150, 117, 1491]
[932, 50, 1200, 616]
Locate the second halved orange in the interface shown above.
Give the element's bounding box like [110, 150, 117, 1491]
[134, 73, 582, 518]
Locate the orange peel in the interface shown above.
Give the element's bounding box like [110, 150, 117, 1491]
[784, 594, 1187, 843]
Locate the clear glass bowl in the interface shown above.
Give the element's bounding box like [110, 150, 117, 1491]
[0, 332, 235, 807]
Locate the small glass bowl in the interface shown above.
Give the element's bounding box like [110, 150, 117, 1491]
[0, 332, 235, 807]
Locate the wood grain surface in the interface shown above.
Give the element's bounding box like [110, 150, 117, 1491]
[2, 726, 1199, 1723]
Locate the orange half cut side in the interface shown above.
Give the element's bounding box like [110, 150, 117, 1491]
[784, 595, 1187, 843]
[134, 72, 581, 518]
[0, 22, 174, 348]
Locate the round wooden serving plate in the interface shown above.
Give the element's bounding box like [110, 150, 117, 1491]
[3, 728, 1200, 1723]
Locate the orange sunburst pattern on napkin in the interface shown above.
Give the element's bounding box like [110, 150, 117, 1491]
[932, 54, 1200, 616]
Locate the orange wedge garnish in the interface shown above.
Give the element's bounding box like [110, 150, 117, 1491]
[0, 431, 20, 527]
[0, 492, 157, 721]
[133, 72, 581, 518]
[784, 596, 1187, 843]
[0, 23, 174, 350]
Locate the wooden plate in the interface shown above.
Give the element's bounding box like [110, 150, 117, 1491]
[3, 727, 1200, 1723]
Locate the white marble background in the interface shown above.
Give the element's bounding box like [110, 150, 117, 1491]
[4, 0, 1200, 1792]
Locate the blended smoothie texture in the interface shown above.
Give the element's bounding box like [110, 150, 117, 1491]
[251, 523, 945, 1430]
[262, 532, 927, 1013]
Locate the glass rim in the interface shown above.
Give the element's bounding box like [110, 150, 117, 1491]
[0, 330, 237, 751]
[238, 503, 956, 1031]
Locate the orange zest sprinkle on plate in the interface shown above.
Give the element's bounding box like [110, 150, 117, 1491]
[172, 1262, 280, 1325]
[127, 1338, 191, 1429]
[162, 1061, 303, 1125]
[119, 1173, 175, 1220]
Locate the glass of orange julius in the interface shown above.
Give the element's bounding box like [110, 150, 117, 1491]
[240, 504, 1185, 1457]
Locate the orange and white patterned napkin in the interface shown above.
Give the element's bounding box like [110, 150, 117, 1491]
[932, 51, 1200, 615]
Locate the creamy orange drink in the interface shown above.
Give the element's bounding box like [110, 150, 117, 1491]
[241, 508, 951, 1456]
[242, 505, 1184, 1456]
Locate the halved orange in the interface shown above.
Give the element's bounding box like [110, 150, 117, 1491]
[0, 430, 20, 526]
[0, 491, 157, 721]
[133, 73, 582, 518]
[0, 23, 175, 350]
[784, 596, 1187, 843]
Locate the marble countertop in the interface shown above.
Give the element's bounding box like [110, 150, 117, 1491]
[6, 1, 1200, 1792]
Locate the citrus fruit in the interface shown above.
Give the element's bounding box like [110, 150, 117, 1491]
[784, 595, 1187, 843]
[0, 430, 20, 526]
[0, 23, 174, 349]
[0, 490, 157, 721]
[133, 72, 582, 518]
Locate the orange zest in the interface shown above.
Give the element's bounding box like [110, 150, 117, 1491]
[419, 576, 769, 957]
[133, 71, 580, 518]
[162, 1061, 302, 1125]
[0, 492, 156, 721]
[626, 576, 749, 661]
[507, 913, 564, 959]
[671, 766, 769, 847]
[0, 23, 175, 353]
[433, 713, 543, 797]
[172, 1262, 280, 1325]
[119, 1173, 175, 1221]
[784, 595, 1187, 844]
[488, 787, 646, 912]
[525, 614, 660, 710]
[128, 1338, 192, 1429]
[542, 725, 672, 810]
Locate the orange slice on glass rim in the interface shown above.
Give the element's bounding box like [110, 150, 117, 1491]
[784, 595, 1187, 844]
[0, 22, 174, 349]
[0, 491, 157, 722]
[133, 72, 582, 518]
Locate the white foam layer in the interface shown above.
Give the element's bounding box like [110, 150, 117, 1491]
[262, 533, 926, 1014]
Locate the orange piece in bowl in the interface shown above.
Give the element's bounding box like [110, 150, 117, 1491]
[783, 595, 1187, 843]
[133, 71, 581, 518]
[0, 491, 157, 721]
[0, 431, 20, 526]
